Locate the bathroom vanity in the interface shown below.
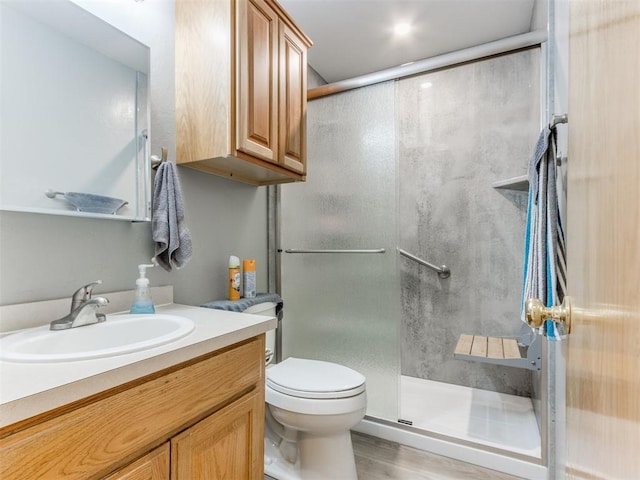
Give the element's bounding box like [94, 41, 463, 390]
[0, 303, 275, 479]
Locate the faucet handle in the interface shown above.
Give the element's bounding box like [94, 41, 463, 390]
[71, 280, 102, 311]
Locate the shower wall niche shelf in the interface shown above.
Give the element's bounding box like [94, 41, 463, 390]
[492, 175, 529, 191]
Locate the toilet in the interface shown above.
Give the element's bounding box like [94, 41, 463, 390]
[243, 302, 367, 480]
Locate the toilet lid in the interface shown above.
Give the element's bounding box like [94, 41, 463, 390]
[267, 357, 366, 399]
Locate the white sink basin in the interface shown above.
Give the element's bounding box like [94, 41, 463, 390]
[0, 314, 195, 363]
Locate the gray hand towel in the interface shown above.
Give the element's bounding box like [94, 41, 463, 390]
[152, 161, 192, 271]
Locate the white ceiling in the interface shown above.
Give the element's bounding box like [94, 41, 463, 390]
[279, 0, 536, 84]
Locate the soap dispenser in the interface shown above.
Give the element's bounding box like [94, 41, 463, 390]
[130, 264, 155, 314]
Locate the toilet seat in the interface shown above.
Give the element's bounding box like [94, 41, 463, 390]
[266, 383, 367, 416]
[266, 357, 366, 399]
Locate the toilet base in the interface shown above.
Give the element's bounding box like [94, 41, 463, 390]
[264, 424, 358, 480]
[264, 435, 300, 480]
[299, 430, 358, 479]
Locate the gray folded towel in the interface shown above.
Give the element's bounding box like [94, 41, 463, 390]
[152, 161, 192, 271]
[201, 293, 283, 321]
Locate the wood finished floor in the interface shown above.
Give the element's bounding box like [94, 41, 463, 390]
[352, 432, 522, 479]
[266, 432, 523, 479]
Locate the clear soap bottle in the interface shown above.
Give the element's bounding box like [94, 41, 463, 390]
[130, 264, 155, 314]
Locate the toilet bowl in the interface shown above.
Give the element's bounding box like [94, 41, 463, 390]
[243, 302, 367, 480]
[264, 357, 366, 480]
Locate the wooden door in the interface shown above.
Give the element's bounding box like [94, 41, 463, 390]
[104, 444, 170, 480]
[171, 389, 264, 480]
[565, 0, 640, 478]
[279, 21, 307, 174]
[237, 0, 279, 163]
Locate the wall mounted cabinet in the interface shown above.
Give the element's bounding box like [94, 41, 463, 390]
[0, 0, 151, 221]
[176, 0, 311, 186]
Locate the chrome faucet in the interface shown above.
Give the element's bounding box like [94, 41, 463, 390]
[50, 281, 109, 330]
[70, 280, 102, 312]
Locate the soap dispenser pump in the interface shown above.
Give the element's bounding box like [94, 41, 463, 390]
[130, 263, 155, 314]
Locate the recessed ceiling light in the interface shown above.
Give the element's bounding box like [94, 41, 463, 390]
[393, 23, 412, 37]
[421, 82, 433, 89]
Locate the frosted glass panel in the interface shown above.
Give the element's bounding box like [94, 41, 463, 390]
[280, 82, 399, 420]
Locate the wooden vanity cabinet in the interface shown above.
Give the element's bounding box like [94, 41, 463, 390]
[0, 336, 265, 480]
[171, 388, 263, 478]
[175, 0, 311, 186]
[105, 444, 171, 480]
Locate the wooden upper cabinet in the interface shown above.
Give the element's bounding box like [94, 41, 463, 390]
[176, 0, 312, 186]
[237, 0, 278, 164]
[279, 21, 307, 174]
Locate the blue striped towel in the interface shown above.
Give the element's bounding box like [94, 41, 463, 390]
[521, 126, 567, 339]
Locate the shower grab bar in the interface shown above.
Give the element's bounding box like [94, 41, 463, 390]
[282, 248, 386, 254]
[397, 248, 451, 279]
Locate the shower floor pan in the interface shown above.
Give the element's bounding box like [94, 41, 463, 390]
[400, 375, 541, 458]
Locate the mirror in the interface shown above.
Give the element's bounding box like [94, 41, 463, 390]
[0, 0, 151, 221]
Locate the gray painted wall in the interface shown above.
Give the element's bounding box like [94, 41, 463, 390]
[308, 66, 327, 88]
[531, 0, 548, 31]
[398, 49, 541, 396]
[0, 1, 268, 310]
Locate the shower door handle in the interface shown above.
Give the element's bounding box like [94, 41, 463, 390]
[525, 297, 572, 334]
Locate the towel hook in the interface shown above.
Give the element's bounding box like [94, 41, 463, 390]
[551, 114, 568, 127]
[151, 147, 168, 170]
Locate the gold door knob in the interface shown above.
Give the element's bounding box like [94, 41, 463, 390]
[525, 296, 572, 333]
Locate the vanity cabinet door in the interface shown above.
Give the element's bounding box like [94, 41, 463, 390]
[104, 444, 170, 480]
[171, 389, 264, 480]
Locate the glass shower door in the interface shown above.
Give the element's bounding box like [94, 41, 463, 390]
[279, 81, 400, 420]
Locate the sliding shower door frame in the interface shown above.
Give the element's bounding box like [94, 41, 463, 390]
[267, 31, 556, 476]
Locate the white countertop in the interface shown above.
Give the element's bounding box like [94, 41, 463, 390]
[0, 303, 276, 428]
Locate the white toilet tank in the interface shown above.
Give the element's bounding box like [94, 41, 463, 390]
[243, 301, 277, 364]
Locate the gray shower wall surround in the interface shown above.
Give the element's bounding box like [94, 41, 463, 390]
[399, 48, 540, 396]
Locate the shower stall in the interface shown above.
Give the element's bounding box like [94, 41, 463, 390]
[274, 43, 549, 478]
